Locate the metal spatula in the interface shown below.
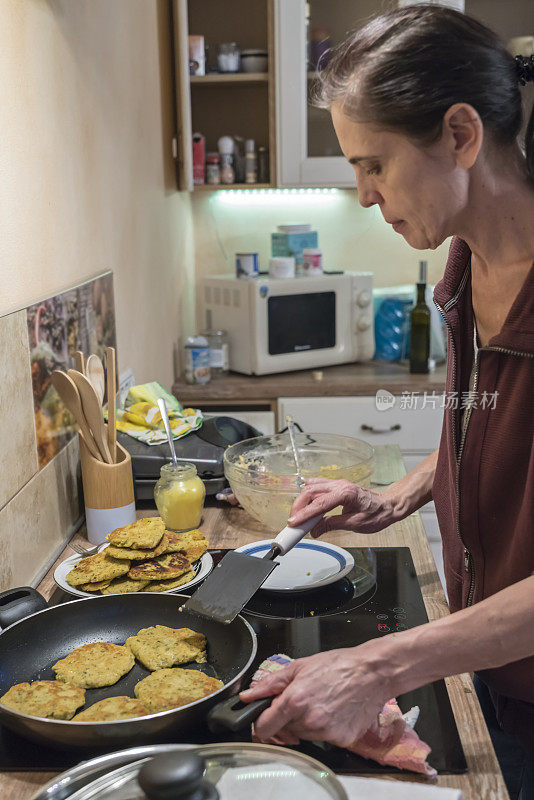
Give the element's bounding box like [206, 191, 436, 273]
[184, 420, 322, 624]
[183, 514, 322, 624]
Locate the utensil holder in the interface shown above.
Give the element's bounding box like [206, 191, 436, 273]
[79, 434, 136, 545]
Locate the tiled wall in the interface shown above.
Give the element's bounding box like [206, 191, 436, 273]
[0, 311, 82, 592]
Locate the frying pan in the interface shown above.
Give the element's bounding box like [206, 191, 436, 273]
[0, 588, 261, 750]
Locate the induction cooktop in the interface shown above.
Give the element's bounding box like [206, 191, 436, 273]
[0, 547, 467, 776]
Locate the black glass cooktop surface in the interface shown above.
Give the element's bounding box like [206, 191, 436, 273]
[0, 547, 467, 776]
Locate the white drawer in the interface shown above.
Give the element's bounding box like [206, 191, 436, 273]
[278, 396, 443, 453]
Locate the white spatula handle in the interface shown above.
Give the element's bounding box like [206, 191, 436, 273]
[272, 514, 324, 556]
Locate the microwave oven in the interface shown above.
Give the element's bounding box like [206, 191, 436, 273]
[199, 272, 374, 375]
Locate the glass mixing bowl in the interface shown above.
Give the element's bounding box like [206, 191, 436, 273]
[224, 433, 374, 531]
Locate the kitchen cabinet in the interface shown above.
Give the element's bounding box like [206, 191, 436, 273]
[172, 0, 276, 191]
[277, 395, 442, 453]
[173, 0, 533, 190]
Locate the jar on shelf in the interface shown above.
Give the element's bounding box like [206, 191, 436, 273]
[245, 139, 257, 184]
[183, 334, 211, 384]
[257, 146, 269, 183]
[206, 152, 221, 185]
[201, 329, 229, 377]
[154, 462, 206, 532]
[218, 136, 235, 184]
[217, 42, 240, 73]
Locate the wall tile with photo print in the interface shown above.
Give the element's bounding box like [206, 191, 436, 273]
[26, 272, 116, 468]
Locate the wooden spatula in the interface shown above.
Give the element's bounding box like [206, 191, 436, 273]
[74, 350, 85, 374]
[106, 347, 117, 463]
[68, 369, 113, 464]
[51, 371, 102, 461]
[86, 354, 105, 407]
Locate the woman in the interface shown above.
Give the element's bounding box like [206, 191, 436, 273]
[241, 6, 534, 798]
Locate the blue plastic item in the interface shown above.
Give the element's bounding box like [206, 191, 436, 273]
[374, 297, 413, 361]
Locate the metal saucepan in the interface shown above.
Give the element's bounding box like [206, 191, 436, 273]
[0, 588, 265, 750]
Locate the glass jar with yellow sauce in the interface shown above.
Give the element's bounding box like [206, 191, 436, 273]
[154, 462, 206, 532]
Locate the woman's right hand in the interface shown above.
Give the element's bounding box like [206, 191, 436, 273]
[287, 478, 405, 538]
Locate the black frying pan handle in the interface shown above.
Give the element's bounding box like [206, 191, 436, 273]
[0, 587, 48, 629]
[207, 694, 272, 733]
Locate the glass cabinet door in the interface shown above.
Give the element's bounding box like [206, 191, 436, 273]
[275, 0, 356, 186]
[306, 0, 379, 160]
[274, 0, 466, 187]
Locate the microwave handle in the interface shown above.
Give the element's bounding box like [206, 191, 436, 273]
[360, 423, 401, 434]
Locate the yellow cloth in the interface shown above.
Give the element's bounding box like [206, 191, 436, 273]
[114, 382, 202, 446]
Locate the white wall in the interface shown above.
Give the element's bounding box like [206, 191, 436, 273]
[0, 0, 194, 388]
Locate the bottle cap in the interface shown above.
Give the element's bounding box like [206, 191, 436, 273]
[217, 136, 234, 154]
[419, 260, 427, 283]
[245, 139, 255, 152]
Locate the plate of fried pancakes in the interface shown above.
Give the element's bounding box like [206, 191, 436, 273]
[55, 517, 213, 598]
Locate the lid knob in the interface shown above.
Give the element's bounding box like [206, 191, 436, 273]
[138, 753, 219, 800]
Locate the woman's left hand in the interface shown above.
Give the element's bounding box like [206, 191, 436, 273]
[239, 640, 396, 747]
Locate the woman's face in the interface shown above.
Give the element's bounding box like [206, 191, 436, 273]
[331, 103, 469, 250]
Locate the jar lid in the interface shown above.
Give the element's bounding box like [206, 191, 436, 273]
[34, 743, 348, 800]
[206, 153, 220, 162]
[276, 224, 312, 233]
[241, 49, 268, 56]
[160, 461, 197, 478]
[270, 257, 295, 266]
[185, 335, 209, 347]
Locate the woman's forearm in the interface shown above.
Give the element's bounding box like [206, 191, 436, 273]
[379, 575, 534, 696]
[382, 448, 439, 521]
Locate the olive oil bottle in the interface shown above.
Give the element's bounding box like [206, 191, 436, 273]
[409, 261, 431, 374]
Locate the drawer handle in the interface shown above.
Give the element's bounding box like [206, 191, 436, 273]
[361, 423, 401, 434]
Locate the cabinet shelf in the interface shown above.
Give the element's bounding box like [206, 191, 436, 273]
[193, 183, 273, 191]
[190, 72, 269, 84]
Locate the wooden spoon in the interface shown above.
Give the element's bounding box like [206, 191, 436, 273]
[86, 354, 105, 406]
[68, 369, 113, 464]
[74, 351, 85, 374]
[106, 347, 117, 463]
[51, 371, 102, 461]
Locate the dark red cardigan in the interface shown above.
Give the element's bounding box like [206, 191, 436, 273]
[433, 236, 534, 748]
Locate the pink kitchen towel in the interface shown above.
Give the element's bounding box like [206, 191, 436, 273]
[251, 654, 437, 779]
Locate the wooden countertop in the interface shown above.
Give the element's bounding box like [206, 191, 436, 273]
[172, 361, 447, 403]
[2, 445, 507, 800]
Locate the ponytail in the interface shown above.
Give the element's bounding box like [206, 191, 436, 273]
[516, 55, 534, 180]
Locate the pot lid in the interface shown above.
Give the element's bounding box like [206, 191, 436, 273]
[34, 743, 348, 800]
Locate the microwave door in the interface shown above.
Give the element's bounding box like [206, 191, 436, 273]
[267, 292, 336, 355]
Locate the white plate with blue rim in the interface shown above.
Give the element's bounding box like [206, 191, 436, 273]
[234, 539, 355, 593]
